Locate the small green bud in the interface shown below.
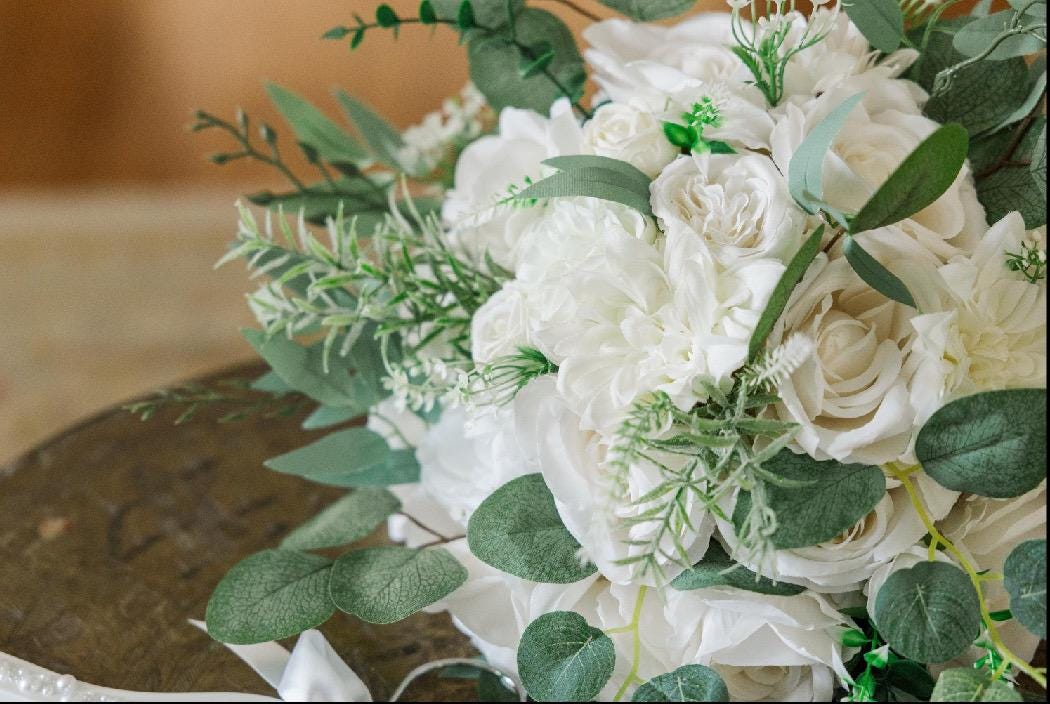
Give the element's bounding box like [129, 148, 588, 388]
[376, 5, 399, 27]
[235, 107, 248, 132]
[457, 0, 476, 30]
[989, 608, 1013, 622]
[663, 122, 695, 149]
[298, 141, 320, 164]
[351, 26, 367, 49]
[419, 0, 437, 24]
[841, 628, 869, 648]
[208, 152, 232, 165]
[260, 124, 277, 145]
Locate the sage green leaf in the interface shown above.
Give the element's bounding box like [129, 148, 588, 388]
[988, 60, 1045, 133]
[596, 0, 696, 21]
[542, 155, 651, 193]
[264, 427, 421, 487]
[918, 26, 1030, 136]
[1003, 539, 1047, 638]
[1032, 121, 1047, 200]
[205, 549, 335, 644]
[517, 611, 615, 702]
[632, 665, 729, 702]
[788, 93, 864, 213]
[874, 562, 982, 663]
[916, 389, 1047, 498]
[468, 473, 596, 583]
[849, 124, 969, 233]
[329, 546, 467, 624]
[968, 127, 1016, 174]
[1009, 0, 1047, 15]
[251, 370, 294, 394]
[671, 541, 805, 596]
[468, 9, 585, 114]
[978, 116, 1047, 228]
[842, 236, 917, 308]
[748, 225, 824, 361]
[953, 10, 1046, 61]
[430, 0, 523, 27]
[335, 90, 406, 170]
[265, 83, 368, 165]
[732, 450, 886, 549]
[244, 330, 360, 407]
[280, 488, 400, 550]
[930, 668, 1022, 702]
[517, 163, 653, 217]
[843, 0, 904, 53]
[301, 404, 360, 430]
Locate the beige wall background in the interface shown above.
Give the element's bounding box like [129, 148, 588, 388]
[2, 0, 982, 462]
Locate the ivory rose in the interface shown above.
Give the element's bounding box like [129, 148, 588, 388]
[583, 101, 678, 178]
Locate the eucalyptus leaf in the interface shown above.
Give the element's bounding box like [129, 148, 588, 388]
[953, 10, 1046, 61]
[1003, 539, 1047, 638]
[916, 389, 1047, 498]
[542, 155, 651, 193]
[885, 660, 935, 701]
[788, 93, 864, 213]
[978, 117, 1047, 228]
[468, 473, 596, 583]
[990, 63, 1045, 133]
[468, 9, 584, 114]
[733, 450, 886, 549]
[874, 562, 981, 663]
[596, 0, 696, 21]
[517, 611, 615, 702]
[671, 541, 805, 596]
[265, 83, 368, 165]
[842, 0, 904, 54]
[335, 90, 406, 170]
[329, 546, 466, 624]
[849, 123, 969, 234]
[302, 404, 360, 430]
[243, 330, 360, 407]
[264, 427, 421, 487]
[631, 665, 729, 702]
[251, 370, 294, 394]
[280, 488, 400, 551]
[205, 549, 335, 644]
[748, 225, 824, 361]
[930, 668, 1022, 702]
[517, 161, 653, 217]
[842, 236, 917, 308]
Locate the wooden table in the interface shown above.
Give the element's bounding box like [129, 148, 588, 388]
[0, 363, 475, 701]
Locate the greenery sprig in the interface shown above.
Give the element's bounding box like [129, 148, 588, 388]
[124, 377, 309, 425]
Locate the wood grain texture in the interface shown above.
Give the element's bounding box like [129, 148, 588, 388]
[0, 362, 476, 701]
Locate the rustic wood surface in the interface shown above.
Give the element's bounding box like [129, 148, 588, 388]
[0, 362, 476, 701]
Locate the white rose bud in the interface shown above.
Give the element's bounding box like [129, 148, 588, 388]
[583, 102, 678, 178]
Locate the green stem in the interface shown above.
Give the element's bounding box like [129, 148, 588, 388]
[612, 586, 649, 702]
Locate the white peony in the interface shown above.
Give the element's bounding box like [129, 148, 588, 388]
[652, 152, 807, 267]
[470, 280, 530, 364]
[442, 98, 583, 269]
[771, 75, 985, 262]
[583, 101, 678, 178]
[907, 214, 1047, 424]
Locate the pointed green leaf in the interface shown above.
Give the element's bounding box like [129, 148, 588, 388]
[842, 236, 917, 308]
[953, 10, 1046, 61]
[468, 473, 596, 583]
[281, 488, 400, 550]
[916, 389, 1047, 498]
[518, 611, 615, 702]
[302, 404, 360, 430]
[1003, 539, 1046, 638]
[205, 549, 335, 644]
[264, 427, 420, 487]
[335, 90, 406, 170]
[874, 562, 981, 663]
[265, 83, 368, 165]
[542, 154, 651, 192]
[849, 124, 969, 233]
[632, 665, 729, 702]
[748, 225, 825, 361]
[329, 546, 466, 623]
[517, 158, 653, 217]
[843, 0, 904, 53]
[788, 93, 865, 214]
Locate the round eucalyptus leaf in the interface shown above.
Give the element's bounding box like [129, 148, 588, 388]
[468, 473, 596, 583]
[931, 668, 1022, 702]
[280, 487, 400, 551]
[916, 389, 1046, 498]
[329, 546, 466, 624]
[1003, 539, 1047, 638]
[874, 562, 981, 663]
[517, 611, 615, 702]
[205, 549, 335, 644]
[631, 665, 729, 702]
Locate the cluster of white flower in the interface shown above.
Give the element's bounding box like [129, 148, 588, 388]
[371, 6, 1046, 701]
[396, 82, 489, 177]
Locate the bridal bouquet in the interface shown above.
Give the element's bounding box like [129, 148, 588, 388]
[145, 0, 1048, 700]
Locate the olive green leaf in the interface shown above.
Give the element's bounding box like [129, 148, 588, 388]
[842, 236, 917, 308]
[517, 611, 616, 702]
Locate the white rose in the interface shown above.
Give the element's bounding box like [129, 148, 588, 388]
[470, 281, 530, 364]
[583, 101, 678, 178]
[652, 152, 807, 268]
[770, 253, 926, 465]
[908, 213, 1047, 424]
[442, 98, 583, 269]
[771, 75, 984, 261]
[514, 377, 716, 584]
[780, 8, 920, 105]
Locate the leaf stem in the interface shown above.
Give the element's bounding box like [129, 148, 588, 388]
[612, 585, 648, 702]
[887, 464, 1047, 688]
